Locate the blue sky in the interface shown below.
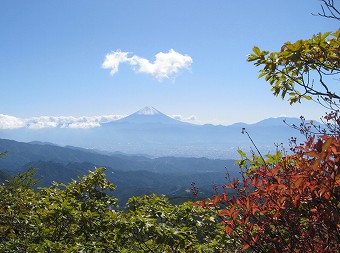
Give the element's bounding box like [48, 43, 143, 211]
[0, 0, 338, 126]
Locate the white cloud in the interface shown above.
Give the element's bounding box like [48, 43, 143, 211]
[67, 122, 101, 129]
[0, 114, 125, 129]
[187, 115, 197, 121]
[102, 51, 131, 75]
[0, 114, 25, 129]
[102, 49, 192, 81]
[172, 114, 197, 122]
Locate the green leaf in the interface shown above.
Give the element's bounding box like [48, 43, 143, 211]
[258, 71, 266, 79]
[253, 46, 261, 55]
[237, 149, 247, 158]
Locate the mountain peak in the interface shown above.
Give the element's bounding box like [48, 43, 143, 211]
[136, 106, 161, 116]
[114, 106, 188, 125]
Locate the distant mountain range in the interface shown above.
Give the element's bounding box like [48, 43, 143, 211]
[0, 106, 311, 159]
[0, 138, 239, 205]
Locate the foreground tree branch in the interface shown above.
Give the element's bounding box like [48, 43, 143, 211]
[248, 29, 340, 106]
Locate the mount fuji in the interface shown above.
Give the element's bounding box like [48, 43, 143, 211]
[109, 106, 189, 125]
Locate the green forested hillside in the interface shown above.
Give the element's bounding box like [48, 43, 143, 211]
[0, 168, 237, 252]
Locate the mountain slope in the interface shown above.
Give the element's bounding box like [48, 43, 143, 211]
[0, 138, 239, 205]
[0, 138, 237, 175]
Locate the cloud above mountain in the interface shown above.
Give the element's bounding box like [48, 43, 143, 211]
[0, 114, 125, 129]
[172, 114, 197, 122]
[102, 49, 192, 81]
[0, 114, 25, 129]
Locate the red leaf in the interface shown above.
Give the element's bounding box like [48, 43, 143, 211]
[219, 209, 230, 217]
[322, 137, 333, 152]
[241, 244, 250, 250]
[225, 225, 233, 234]
[213, 195, 222, 206]
[222, 192, 228, 201]
[223, 184, 233, 189]
[324, 191, 331, 200]
[293, 194, 301, 208]
[306, 151, 320, 158]
[231, 210, 239, 221]
[246, 198, 251, 210]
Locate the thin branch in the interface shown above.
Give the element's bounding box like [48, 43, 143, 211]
[313, 0, 340, 20]
[242, 129, 267, 168]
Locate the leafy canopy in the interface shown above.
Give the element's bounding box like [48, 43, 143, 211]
[0, 168, 235, 252]
[248, 29, 340, 106]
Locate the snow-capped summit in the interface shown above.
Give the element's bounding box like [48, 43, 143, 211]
[114, 106, 187, 125]
[136, 106, 161, 115]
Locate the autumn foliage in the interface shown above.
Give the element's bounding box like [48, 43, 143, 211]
[204, 5, 340, 251]
[198, 135, 340, 252]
